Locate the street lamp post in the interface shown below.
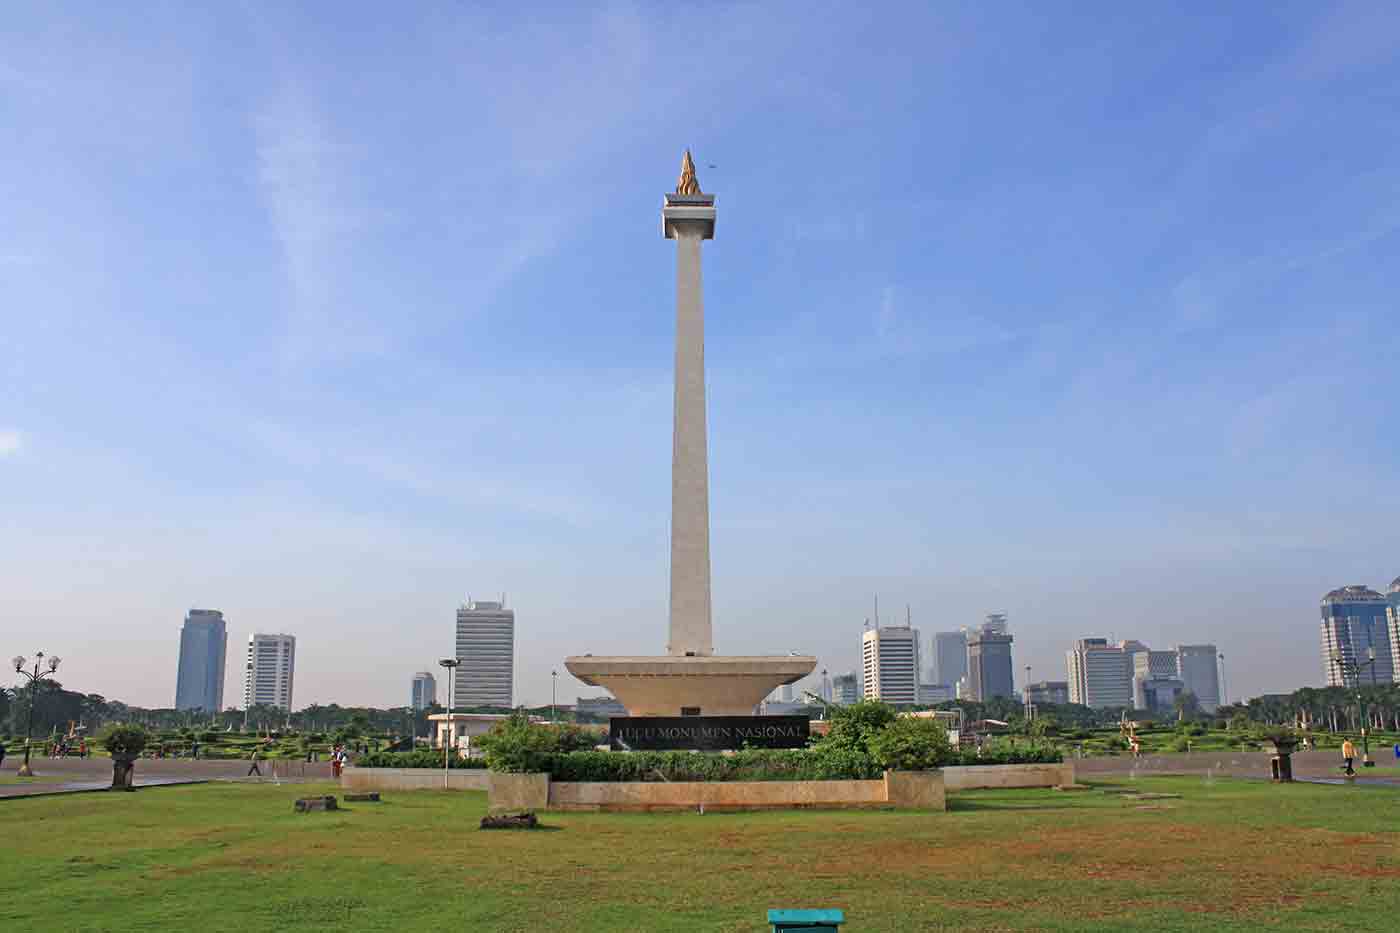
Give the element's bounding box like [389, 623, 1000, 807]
[1024, 665, 1034, 723]
[12, 652, 61, 777]
[438, 658, 461, 788]
[1330, 648, 1377, 767]
[551, 670, 558, 724]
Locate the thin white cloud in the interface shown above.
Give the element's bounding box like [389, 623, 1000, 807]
[0, 429, 23, 457]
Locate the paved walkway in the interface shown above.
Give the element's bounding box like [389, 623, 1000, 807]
[0, 756, 336, 799]
[1075, 749, 1400, 785]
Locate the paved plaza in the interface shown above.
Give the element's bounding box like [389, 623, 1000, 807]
[0, 756, 334, 798]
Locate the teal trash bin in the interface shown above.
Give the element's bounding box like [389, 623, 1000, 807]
[768, 908, 844, 932]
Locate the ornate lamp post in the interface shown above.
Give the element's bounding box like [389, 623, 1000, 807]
[438, 657, 460, 788]
[12, 652, 61, 777]
[1330, 647, 1377, 767]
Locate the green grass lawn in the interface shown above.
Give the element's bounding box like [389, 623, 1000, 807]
[1, 777, 1398, 931]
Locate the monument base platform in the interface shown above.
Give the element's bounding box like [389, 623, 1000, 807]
[563, 655, 817, 717]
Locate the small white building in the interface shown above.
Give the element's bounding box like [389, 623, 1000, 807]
[428, 713, 515, 757]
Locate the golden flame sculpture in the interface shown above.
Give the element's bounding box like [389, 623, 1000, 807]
[675, 149, 701, 195]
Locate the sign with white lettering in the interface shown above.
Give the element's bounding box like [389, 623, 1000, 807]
[609, 716, 811, 751]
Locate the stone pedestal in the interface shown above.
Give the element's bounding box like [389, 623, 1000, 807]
[564, 655, 816, 717]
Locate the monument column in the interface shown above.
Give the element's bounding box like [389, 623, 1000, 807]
[664, 151, 716, 658]
[564, 152, 814, 719]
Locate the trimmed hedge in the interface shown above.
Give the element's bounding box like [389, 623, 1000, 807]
[537, 745, 1061, 783]
[949, 745, 1061, 766]
[355, 750, 489, 769]
[545, 749, 872, 783]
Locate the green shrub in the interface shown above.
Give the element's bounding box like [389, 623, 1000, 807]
[951, 743, 1061, 765]
[475, 712, 602, 773]
[537, 741, 1059, 782]
[355, 750, 488, 769]
[97, 723, 150, 758]
[867, 717, 953, 771]
[546, 749, 870, 782]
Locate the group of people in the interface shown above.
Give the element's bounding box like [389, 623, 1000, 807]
[47, 738, 88, 758]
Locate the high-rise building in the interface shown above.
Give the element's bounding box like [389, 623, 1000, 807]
[966, 630, 1015, 700]
[979, 612, 1009, 635]
[243, 633, 295, 711]
[174, 609, 227, 712]
[831, 671, 860, 705]
[918, 683, 954, 704]
[1175, 644, 1221, 712]
[1387, 576, 1400, 678]
[931, 631, 968, 690]
[455, 599, 515, 707]
[1129, 648, 1186, 712]
[1066, 638, 1133, 709]
[1024, 681, 1069, 705]
[411, 671, 437, 710]
[862, 624, 920, 705]
[1320, 586, 1395, 688]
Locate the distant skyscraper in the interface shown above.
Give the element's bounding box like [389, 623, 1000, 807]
[244, 633, 296, 711]
[918, 683, 954, 704]
[966, 630, 1015, 700]
[455, 599, 515, 707]
[980, 612, 1009, 635]
[411, 671, 437, 710]
[831, 671, 860, 705]
[1131, 648, 1186, 712]
[931, 631, 968, 688]
[1175, 644, 1221, 712]
[862, 624, 920, 705]
[1320, 586, 1395, 688]
[1024, 681, 1070, 705]
[1066, 638, 1133, 709]
[1388, 576, 1400, 678]
[175, 609, 227, 712]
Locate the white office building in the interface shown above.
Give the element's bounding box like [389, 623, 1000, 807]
[243, 633, 296, 712]
[455, 599, 515, 707]
[862, 624, 920, 706]
[1066, 638, 1132, 709]
[411, 671, 437, 710]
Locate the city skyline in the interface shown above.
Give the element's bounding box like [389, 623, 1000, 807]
[5, 5, 1400, 709]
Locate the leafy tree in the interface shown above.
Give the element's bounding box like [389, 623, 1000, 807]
[867, 716, 953, 771]
[475, 712, 598, 773]
[1173, 691, 1201, 721]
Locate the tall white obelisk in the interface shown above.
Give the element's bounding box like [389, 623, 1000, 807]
[664, 150, 716, 658]
[564, 153, 814, 717]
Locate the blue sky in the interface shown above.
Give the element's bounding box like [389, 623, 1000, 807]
[4, 2, 1399, 708]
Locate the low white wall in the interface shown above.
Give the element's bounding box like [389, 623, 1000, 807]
[341, 767, 490, 792]
[941, 761, 1073, 790]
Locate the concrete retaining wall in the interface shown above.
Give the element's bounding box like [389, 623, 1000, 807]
[941, 761, 1074, 791]
[486, 770, 946, 812]
[490, 772, 550, 810]
[340, 768, 490, 792]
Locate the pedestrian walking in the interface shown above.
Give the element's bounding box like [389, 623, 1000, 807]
[0, 739, 6, 769]
[1341, 738, 1356, 776]
[247, 745, 262, 777]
